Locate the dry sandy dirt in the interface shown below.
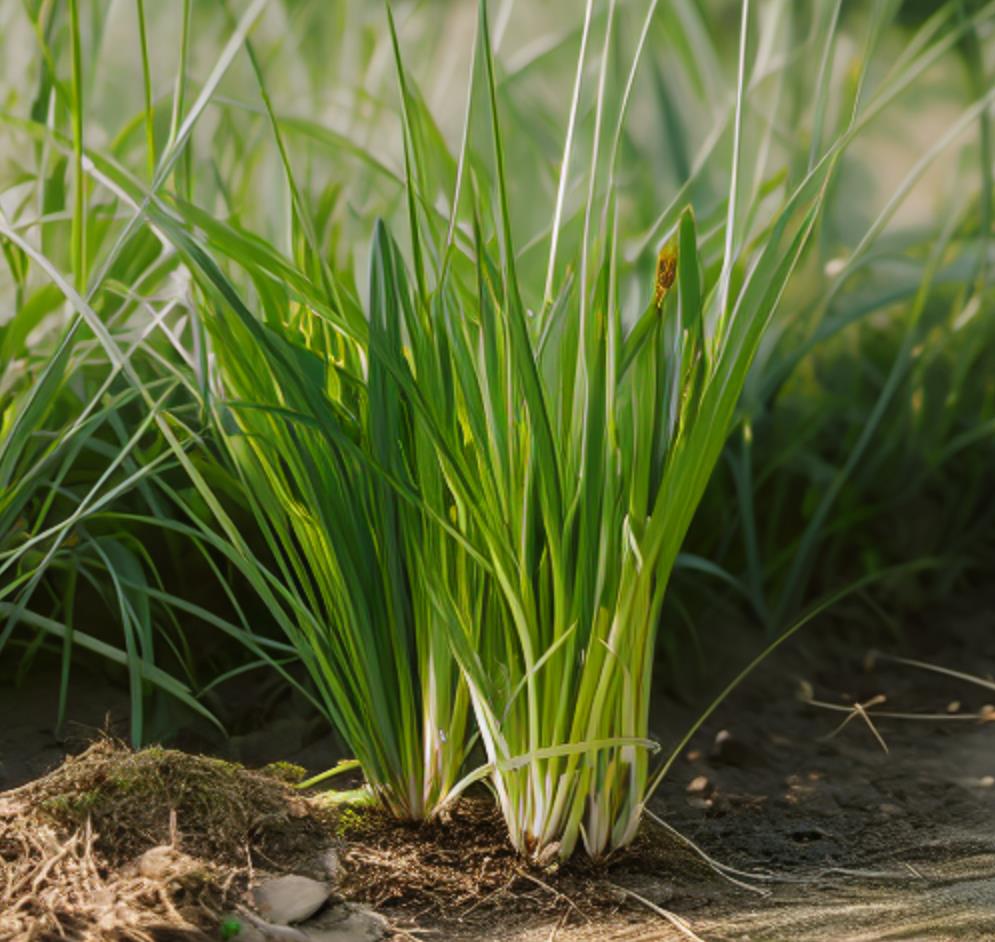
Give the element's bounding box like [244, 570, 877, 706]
[2, 595, 994, 942]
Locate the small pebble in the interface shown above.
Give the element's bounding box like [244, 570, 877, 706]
[303, 903, 388, 942]
[686, 775, 710, 795]
[253, 875, 329, 925]
[135, 845, 193, 880]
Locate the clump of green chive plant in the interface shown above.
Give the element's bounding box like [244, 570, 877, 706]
[88, 0, 991, 853]
[362, 0, 990, 860]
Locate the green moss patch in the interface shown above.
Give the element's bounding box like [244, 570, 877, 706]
[26, 739, 332, 869]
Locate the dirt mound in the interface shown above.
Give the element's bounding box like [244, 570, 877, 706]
[0, 741, 334, 941]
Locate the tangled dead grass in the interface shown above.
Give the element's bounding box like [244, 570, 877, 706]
[0, 806, 221, 942]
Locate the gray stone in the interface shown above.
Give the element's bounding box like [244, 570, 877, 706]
[252, 875, 330, 925]
[302, 903, 388, 942]
[237, 906, 310, 942]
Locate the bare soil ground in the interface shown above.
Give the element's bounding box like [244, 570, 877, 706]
[2, 594, 993, 941]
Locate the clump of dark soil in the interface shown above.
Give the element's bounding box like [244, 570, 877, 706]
[333, 795, 716, 939]
[335, 797, 521, 909]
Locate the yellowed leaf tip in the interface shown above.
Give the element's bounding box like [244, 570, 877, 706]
[654, 245, 677, 309]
